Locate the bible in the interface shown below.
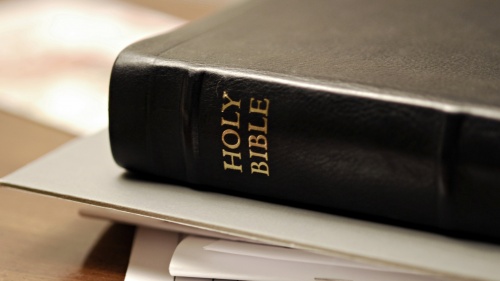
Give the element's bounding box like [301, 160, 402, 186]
[109, 0, 500, 240]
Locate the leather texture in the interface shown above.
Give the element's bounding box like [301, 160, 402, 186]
[109, 0, 500, 240]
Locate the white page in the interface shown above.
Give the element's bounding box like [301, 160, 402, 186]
[204, 239, 422, 274]
[126, 227, 238, 281]
[170, 236, 442, 281]
[125, 227, 179, 281]
[86, 206, 421, 276]
[80, 205, 248, 241]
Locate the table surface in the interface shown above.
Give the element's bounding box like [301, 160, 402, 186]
[0, 108, 138, 280]
[0, 1, 229, 279]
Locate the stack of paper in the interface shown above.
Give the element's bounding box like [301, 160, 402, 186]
[125, 227, 441, 281]
[2, 131, 500, 281]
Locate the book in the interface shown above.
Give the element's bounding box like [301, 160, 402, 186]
[108, 0, 500, 240]
[2, 131, 500, 281]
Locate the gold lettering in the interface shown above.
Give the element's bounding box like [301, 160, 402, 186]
[249, 98, 270, 116]
[221, 112, 240, 129]
[251, 162, 270, 176]
[221, 129, 241, 150]
[222, 91, 241, 112]
[249, 149, 268, 161]
[222, 149, 243, 172]
[221, 92, 271, 176]
[248, 135, 267, 149]
[248, 117, 268, 134]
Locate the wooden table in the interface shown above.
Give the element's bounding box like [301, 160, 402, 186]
[0, 110, 133, 280]
[0, 1, 229, 279]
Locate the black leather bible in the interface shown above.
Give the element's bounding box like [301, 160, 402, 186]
[109, 0, 500, 240]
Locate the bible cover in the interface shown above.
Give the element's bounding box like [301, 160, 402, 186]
[109, 0, 500, 239]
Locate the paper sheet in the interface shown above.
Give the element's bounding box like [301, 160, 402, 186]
[93, 209, 439, 281]
[170, 236, 442, 281]
[125, 227, 238, 281]
[125, 227, 179, 281]
[204, 239, 421, 274]
[80, 205, 247, 241]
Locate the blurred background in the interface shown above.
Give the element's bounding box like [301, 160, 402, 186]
[0, 0, 234, 176]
